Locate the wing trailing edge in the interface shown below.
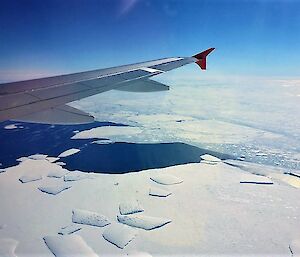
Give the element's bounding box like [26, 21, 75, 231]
[115, 78, 169, 92]
[13, 105, 94, 125]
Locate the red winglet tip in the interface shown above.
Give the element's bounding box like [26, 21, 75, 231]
[193, 48, 215, 70]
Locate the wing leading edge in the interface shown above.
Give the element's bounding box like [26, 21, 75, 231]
[0, 48, 215, 124]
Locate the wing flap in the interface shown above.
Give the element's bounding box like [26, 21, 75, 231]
[13, 105, 94, 125]
[115, 79, 169, 92]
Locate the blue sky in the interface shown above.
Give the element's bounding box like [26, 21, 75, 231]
[0, 0, 299, 82]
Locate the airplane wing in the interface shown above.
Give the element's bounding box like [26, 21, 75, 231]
[0, 48, 215, 125]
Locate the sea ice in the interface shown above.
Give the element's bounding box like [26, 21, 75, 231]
[58, 224, 82, 235]
[56, 162, 66, 166]
[38, 184, 72, 195]
[28, 154, 48, 160]
[58, 148, 80, 158]
[200, 154, 221, 164]
[270, 173, 300, 188]
[240, 174, 274, 185]
[0, 169, 5, 173]
[72, 209, 111, 227]
[102, 223, 137, 249]
[16, 157, 29, 162]
[71, 126, 142, 140]
[64, 171, 89, 181]
[92, 139, 114, 145]
[290, 239, 300, 256]
[46, 157, 60, 163]
[47, 168, 68, 178]
[119, 200, 144, 215]
[0, 238, 18, 257]
[19, 174, 42, 183]
[127, 252, 153, 257]
[149, 187, 172, 197]
[4, 124, 18, 130]
[117, 214, 171, 230]
[201, 160, 219, 165]
[150, 174, 183, 185]
[44, 235, 99, 257]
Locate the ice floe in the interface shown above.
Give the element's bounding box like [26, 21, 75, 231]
[269, 173, 300, 188]
[127, 252, 153, 257]
[102, 223, 137, 249]
[239, 174, 274, 185]
[149, 187, 172, 197]
[0, 238, 18, 257]
[58, 224, 82, 235]
[71, 126, 142, 140]
[72, 209, 111, 227]
[150, 174, 183, 185]
[56, 161, 66, 166]
[38, 184, 72, 195]
[44, 235, 99, 257]
[92, 139, 114, 145]
[47, 168, 68, 178]
[200, 154, 221, 165]
[117, 214, 171, 230]
[19, 174, 42, 183]
[64, 170, 90, 182]
[4, 124, 19, 130]
[46, 157, 60, 163]
[28, 154, 48, 160]
[16, 156, 29, 162]
[290, 239, 300, 256]
[119, 200, 144, 215]
[58, 148, 80, 158]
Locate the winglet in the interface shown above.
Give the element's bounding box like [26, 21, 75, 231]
[193, 48, 215, 70]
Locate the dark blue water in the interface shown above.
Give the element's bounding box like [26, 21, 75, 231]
[0, 121, 232, 173]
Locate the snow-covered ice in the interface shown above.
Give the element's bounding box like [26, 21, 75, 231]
[16, 156, 29, 162]
[72, 209, 111, 227]
[19, 174, 42, 183]
[58, 224, 82, 235]
[64, 170, 89, 181]
[1, 156, 300, 256]
[102, 223, 137, 249]
[200, 154, 222, 165]
[127, 252, 153, 257]
[56, 161, 66, 166]
[47, 168, 68, 178]
[44, 235, 99, 257]
[28, 154, 48, 160]
[38, 184, 72, 195]
[149, 187, 172, 197]
[92, 139, 114, 145]
[4, 124, 19, 130]
[71, 126, 142, 140]
[46, 157, 60, 163]
[239, 174, 274, 185]
[269, 173, 300, 188]
[0, 238, 18, 257]
[290, 238, 300, 256]
[117, 214, 171, 230]
[150, 174, 183, 185]
[119, 200, 144, 215]
[58, 148, 80, 158]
